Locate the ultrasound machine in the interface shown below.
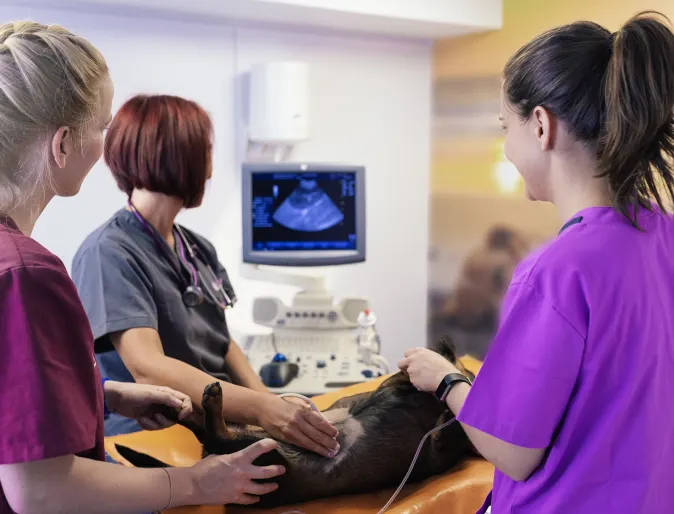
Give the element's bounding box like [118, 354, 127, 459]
[240, 162, 387, 396]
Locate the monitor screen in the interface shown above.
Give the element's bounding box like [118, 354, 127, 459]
[242, 163, 366, 266]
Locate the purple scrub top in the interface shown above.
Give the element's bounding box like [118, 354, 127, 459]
[458, 205, 674, 513]
[0, 217, 105, 513]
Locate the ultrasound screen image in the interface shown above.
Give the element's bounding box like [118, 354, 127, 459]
[251, 172, 357, 252]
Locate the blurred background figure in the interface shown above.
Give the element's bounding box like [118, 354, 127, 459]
[429, 224, 543, 359]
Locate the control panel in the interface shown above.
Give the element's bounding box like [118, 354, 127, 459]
[252, 296, 368, 331]
[243, 330, 383, 396]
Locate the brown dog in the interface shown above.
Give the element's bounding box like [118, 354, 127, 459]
[116, 336, 475, 508]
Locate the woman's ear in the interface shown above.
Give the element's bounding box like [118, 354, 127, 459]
[531, 106, 554, 151]
[50, 126, 71, 169]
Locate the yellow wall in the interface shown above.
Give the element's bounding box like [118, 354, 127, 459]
[431, 0, 674, 194]
[434, 0, 674, 80]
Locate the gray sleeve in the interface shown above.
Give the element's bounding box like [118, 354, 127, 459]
[72, 241, 158, 348]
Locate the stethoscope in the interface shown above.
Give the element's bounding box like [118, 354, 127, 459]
[128, 201, 237, 310]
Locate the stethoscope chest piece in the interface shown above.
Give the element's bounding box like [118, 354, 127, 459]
[183, 285, 205, 308]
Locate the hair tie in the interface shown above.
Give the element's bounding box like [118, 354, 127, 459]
[605, 32, 618, 60]
[609, 30, 623, 45]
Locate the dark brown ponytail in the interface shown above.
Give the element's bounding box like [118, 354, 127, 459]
[598, 12, 674, 226]
[503, 11, 674, 227]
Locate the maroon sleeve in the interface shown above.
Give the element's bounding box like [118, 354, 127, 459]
[0, 265, 102, 464]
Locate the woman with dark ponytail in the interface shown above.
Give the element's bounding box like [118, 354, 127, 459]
[400, 11, 674, 513]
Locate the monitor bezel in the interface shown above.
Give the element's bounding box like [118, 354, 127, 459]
[242, 162, 366, 267]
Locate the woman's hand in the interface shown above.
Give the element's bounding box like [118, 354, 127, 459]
[184, 439, 285, 505]
[398, 348, 461, 393]
[104, 381, 192, 430]
[256, 396, 339, 458]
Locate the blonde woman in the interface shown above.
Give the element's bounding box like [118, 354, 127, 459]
[0, 22, 283, 513]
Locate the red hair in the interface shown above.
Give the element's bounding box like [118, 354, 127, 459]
[104, 95, 212, 208]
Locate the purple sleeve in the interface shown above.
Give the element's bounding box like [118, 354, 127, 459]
[0, 266, 100, 464]
[457, 281, 585, 449]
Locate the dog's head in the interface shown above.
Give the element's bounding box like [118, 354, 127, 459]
[379, 334, 474, 395]
[433, 334, 475, 381]
[359, 334, 473, 475]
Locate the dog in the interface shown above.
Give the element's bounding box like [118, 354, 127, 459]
[116, 336, 475, 508]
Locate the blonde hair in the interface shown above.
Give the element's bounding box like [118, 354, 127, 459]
[0, 21, 108, 214]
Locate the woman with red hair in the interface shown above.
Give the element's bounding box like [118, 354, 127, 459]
[73, 94, 340, 459]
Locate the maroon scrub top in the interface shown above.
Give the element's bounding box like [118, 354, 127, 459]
[0, 216, 105, 513]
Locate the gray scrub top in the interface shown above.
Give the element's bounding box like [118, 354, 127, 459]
[72, 209, 236, 384]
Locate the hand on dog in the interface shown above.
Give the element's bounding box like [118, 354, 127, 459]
[189, 438, 285, 505]
[399, 348, 461, 393]
[257, 396, 340, 459]
[103, 381, 192, 430]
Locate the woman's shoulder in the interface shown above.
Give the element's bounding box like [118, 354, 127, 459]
[509, 231, 596, 309]
[516, 207, 673, 288]
[511, 237, 562, 284]
[0, 233, 82, 317]
[73, 210, 143, 264]
[0, 224, 68, 278]
[513, 222, 613, 286]
[179, 225, 218, 259]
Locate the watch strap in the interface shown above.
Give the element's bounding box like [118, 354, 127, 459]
[435, 373, 472, 403]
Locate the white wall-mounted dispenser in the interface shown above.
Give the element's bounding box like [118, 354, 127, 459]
[248, 61, 310, 146]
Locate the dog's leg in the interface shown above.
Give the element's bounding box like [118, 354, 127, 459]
[424, 410, 473, 475]
[178, 414, 208, 444]
[430, 410, 455, 445]
[202, 382, 237, 443]
[151, 402, 208, 444]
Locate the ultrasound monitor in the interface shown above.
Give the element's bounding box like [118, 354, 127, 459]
[242, 163, 366, 267]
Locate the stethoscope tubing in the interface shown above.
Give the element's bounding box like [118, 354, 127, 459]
[127, 201, 236, 309]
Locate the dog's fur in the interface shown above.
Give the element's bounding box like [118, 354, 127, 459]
[116, 337, 475, 508]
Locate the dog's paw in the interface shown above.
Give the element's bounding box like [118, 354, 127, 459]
[203, 382, 223, 411]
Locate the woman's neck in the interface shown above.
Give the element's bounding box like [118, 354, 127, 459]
[554, 188, 612, 222]
[7, 193, 54, 236]
[549, 153, 612, 221]
[129, 190, 183, 244]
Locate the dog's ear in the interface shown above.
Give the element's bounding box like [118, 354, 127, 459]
[434, 335, 458, 362]
[381, 372, 411, 388]
[434, 335, 474, 380]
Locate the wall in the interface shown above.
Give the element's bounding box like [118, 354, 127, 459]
[4, 5, 432, 365]
[435, 0, 674, 80]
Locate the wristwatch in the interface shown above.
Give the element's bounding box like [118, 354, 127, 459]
[434, 373, 472, 403]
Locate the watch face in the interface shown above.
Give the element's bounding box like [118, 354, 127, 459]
[435, 376, 452, 401]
